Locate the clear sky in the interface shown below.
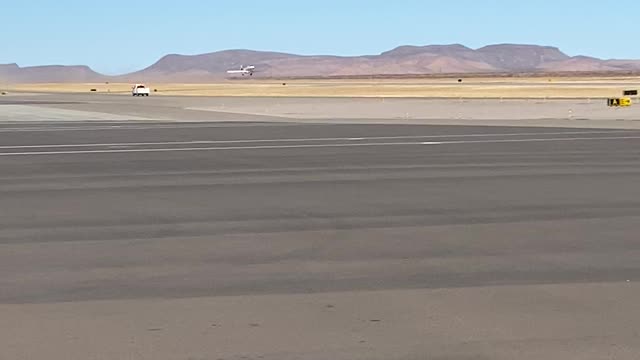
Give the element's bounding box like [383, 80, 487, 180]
[2, 0, 639, 74]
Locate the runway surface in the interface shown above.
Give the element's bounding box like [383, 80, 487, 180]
[2, 121, 640, 302]
[4, 93, 640, 126]
[2, 121, 640, 359]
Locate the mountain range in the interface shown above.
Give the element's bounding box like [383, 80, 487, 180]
[3, 44, 640, 83]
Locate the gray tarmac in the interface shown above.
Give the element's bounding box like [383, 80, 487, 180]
[2, 102, 640, 359]
[3, 92, 640, 127]
[3, 121, 640, 303]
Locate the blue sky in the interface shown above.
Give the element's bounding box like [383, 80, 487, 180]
[2, 0, 639, 74]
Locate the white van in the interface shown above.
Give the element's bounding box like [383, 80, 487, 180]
[132, 84, 150, 96]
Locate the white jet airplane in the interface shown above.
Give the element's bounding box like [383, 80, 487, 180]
[226, 65, 256, 76]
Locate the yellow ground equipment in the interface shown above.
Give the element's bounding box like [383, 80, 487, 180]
[607, 98, 632, 107]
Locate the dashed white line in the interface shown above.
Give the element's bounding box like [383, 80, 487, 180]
[0, 123, 289, 132]
[1, 135, 640, 156]
[0, 130, 636, 150]
[434, 136, 640, 145]
[0, 142, 435, 156]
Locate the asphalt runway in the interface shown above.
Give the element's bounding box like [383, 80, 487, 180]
[2, 121, 640, 359]
[2, 121, 640, 302]
[4, 93, 640, 126]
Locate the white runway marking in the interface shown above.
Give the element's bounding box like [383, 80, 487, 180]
[428, 136, 640, 145]
[0, 130, 636, 150]
[0, 123, 291, 132]
[1, 135, 640, 156]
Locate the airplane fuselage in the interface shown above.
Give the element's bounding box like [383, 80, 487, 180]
[227, 65, 255, 76]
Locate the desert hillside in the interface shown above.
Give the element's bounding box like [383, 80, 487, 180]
[3, 44, 640, 83]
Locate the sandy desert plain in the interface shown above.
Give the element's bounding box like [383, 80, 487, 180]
[6, 76, 640, 98]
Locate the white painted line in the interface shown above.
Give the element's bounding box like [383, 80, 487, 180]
[0, 137, 426, 149]
[0, 123, 288, 132]
[0, 142, 437, 156]
[440, 136, 640, 145]
[0, 130, 636, 150]
[1, 135, 640, 157]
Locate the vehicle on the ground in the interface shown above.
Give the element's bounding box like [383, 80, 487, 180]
[132, 84, 150, 96]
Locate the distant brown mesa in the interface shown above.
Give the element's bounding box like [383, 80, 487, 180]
[2, 44, 640, 84]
